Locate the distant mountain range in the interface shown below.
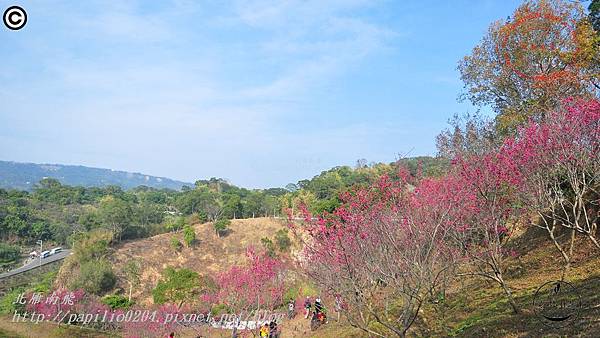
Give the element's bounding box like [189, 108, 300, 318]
[0, 160, 191, 191]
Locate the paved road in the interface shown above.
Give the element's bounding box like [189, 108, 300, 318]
[0, 250, 71, 280]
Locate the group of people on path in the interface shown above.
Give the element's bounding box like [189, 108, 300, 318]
[258, 320, 278, 337]
[169, 295, 344, 337]
[303, 295, 343, 320]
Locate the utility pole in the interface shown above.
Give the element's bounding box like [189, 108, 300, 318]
[36, 240, 43, 267]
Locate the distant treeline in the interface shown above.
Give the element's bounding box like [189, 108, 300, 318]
[0, 156, 447, 246]
[0, 160, 190, 191]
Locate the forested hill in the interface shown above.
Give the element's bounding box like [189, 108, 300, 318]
[0, 160, 190, 191]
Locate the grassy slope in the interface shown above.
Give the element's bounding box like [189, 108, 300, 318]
[110, 217, 292, 305]
[0, 317, 115, 338]
[315, 225, 600, 338]
[5, 218, 599, 337]
[431, 225, 600, 338]
[0, 218, 293, 338]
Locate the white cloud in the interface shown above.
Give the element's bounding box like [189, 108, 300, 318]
[0, 0, 402, 187]
[228, 1, 397, 101]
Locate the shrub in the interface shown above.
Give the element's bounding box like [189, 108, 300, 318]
[283, 286, 300, 304]
[213, 219, 230, 237]
[101, 294, 134, 310]
[33, 271, 57, 294]
[143, 222, 169, 237]
[188, 213, 203, 224]
[274, 229, 291, 252]
[260, 237, 276, 258]
[170, 237, 182, 251]
[72, 259, 116, 295]
[165, 216, 185, 232]
[152, 268, 199, 307]
[183, 225, 196, 247]
[73, 230, 112, 263]
[0, 288, 25, 314]
[197, 211, 208, 223]
[0, 243, 20, 263]
[78, 211, 102, 231]
[121, 225, 149, 240]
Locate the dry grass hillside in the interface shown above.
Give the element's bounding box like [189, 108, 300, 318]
[86, 219, 600, 337]
[314, 225, 600, 338]
[3, 219, 600, 337]
[110, 217, 292, 305]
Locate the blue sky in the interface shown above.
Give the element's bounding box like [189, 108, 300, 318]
[0, 0, 525, 188]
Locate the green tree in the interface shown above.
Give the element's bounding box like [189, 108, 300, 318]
[124, 260, 141, 301]
[3, 214, 28, 238]
[49, 222, 72, 244]
[263, 195, 280, 217]
[134, 200, 164, 226]
[213, 219, 230, 237]
[222, 194, 242, 219]
[78, 210, 102, 231]
[313, 197, 340, 214]
[72, 259, 116, 295]
[176, 187, 221, 218]
[99, 196, 132, 241]
[183, 224, 196, 247]
[152, 267, 200, 308]
[244, 191, 265, 218]
[0, 243, 20, 263]
[30, 221, 51, 240]
[307, 170, 344, 199]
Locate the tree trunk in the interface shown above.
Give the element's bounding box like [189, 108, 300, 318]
[560, 228, 576, 281]
[497, 274, 520, 314]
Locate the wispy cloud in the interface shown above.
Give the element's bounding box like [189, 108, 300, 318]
[0, 0, 408, 187]
[230, 0, 397, 100]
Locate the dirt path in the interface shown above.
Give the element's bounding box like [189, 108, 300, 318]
[0, 316, 113, 338]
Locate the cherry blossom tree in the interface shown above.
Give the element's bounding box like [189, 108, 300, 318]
[215, 247, 286, 313]
[291, 172, 460, 337]
[506, 98, 600, 279]
[449, 150, 525, 314]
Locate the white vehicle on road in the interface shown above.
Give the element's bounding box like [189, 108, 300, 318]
[40, 250, 50, 259]
[50, 247, 62, 255]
